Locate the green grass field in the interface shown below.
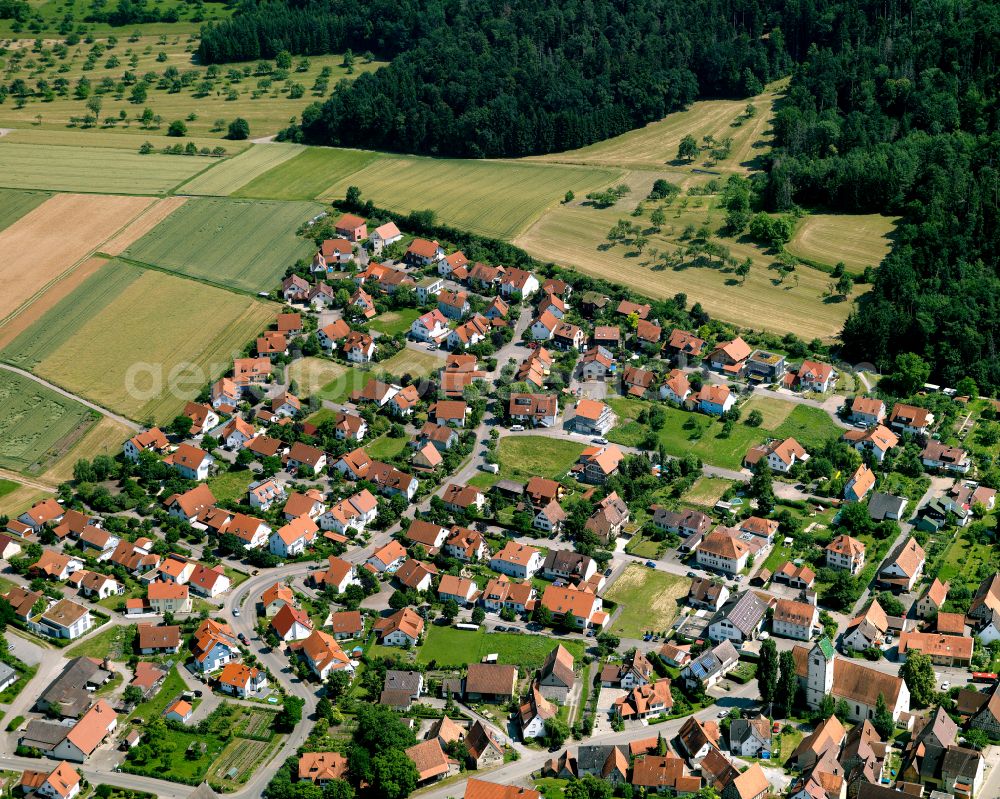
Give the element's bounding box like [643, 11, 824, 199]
[417, 624, 584, 670]
[608, 397, 841, 469]
[366, 434, 409, 461]
[128, 666, 188, 722]
[0, 189, 51, 232]
[3, 260, 275, 421]
[234, 147, 380, 200]
[681, 476, 731, 508]
[605, 564, 690, 637]
[496, 436, 585, 482]
[179, 143, 305, 196]
[367, 308, 421, 337]
[208, 469, 256, 503]
[122, 197, 321, 293]
[319, 155, 622, 239]
[0, 371, 97, 474]
[0, 141, 206, 194]
[0, 480, 17, 500]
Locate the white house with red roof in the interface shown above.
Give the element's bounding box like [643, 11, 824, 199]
[167, 443, 213, 480]
[318, 490, 378, 535]
[271, 603, 314, 642]
[411, 309, 451, 342]
[269, 516, 318, 558]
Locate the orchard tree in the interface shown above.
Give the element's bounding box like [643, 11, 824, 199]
[227, 117, 250, 140]
[677, 134, 698, 161]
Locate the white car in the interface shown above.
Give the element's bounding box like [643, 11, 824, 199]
[511, 424, 525, 432]
[940, 681, 950, 691]
[232, 608, 240, 617]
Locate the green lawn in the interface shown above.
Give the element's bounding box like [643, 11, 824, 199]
[379, 348, 443, 378]
[368, 308, 421, 337]
[772, 404, 844, 449]
[367, 434, 410, 461]
[128, 666, 188, 722]
[535, 778, 569, 799]
[467, 471, 501, 489]
[0, 659, 37, 704]
[67, 624, 135, 660]
[496, 436, 585, 482]
[608, 397, 842, 470]
[317, 367, 374, 404]
[417, 625, 584, 670]
[0, 480, 18, 501]
[208, 469, 256, 504]
[604, 564, 690, 638]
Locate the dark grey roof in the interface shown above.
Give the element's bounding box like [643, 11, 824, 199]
[941, 745, 981, 780]
[21, 719, 72, 749]
[868, 492, 907, 520]
[542, 550, 593, 576]
[729, 718, 770, 748]
[38, 657, 107, 718]
[682, 640, 739, 682]
[710, 590, 768, 635]
[383, 669, 422, 694]
[0, 661, 15, 685]
[577, 744, 627, 774]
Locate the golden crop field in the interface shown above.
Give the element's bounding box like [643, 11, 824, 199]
[786, 213, 898, 273]
[320, 154, 623, 239]
[32, 267, 275, 421]
[514, 191, 862, 340]
[41, 416, 135, 484]
[0, 193, 153, 322]
[531, 82, 784, 174]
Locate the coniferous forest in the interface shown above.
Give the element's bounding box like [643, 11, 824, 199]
[198, 0, 1000, 390]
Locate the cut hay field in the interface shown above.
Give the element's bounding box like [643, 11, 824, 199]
[0, 371, 98, 474]
[100, 197, 188, 256]
[234, 147, 380, 200]
[786, 214, 897, 273]
[531, 83, 784, 175]
[0, 193, 153, 323]
[0, 189, 50, 232]
[286, 358, 351, 397]
[515, 197, 860, 340]
[605, 564, 690, 638]
[180, 143, 306, 196]
[0, 479, 48, 518]
[2, 260, 275, 421]
[379, 348, 444, 378]
[319, 155, 623, 239]
[0, 141, 206, 194]
[0, 127, 251, 153]
[122, 197, 322, 293]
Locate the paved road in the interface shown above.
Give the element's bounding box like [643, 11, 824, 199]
[0, 363, 141, 431]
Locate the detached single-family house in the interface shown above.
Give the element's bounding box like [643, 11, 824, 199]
[168, 443, 213, 480]
[698, 384, 735, 416]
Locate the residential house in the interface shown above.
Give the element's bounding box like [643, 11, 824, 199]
[190, 618, 238, 672]
[499, 267, 539, 298]
[845, 464, 876, 502]
[334, 213, 366, 241]
[286, 441, 327, 473]
[269, 516, 318, 558]
[666, 328, 706, 363]
[293, 629, 353, 680]
[843, 600, 889, 651]
[443, 526, 489, 562]
[122, 429, 169, 462]
[630, 753, 701, 794]
[922, 440, 971, 473]
[772, 598, 819, 641]
[917, 578, 950, 619]
[147, 581, 192, 614]
[343, 331, 376, 363]
[218, 662, 267, 698]
[389, 384, 421, 417]
[687, 577, 730, 612]
[32, 599, 92, 640]
[708, 336, 752, 375]
[271, 603, 314, 642]
[370, 221, 402, 250]
[381, 669, 424, 708]
[480, 575, 535, 614]
[311, 556, 358, 594]
[579, 347, 614, 381]
[541, 550, 596, 584]
[698, 384, 735, 416]
[660, 369, 692, 404]
[696, 530, 751, 575]
[540, 584, 606, 629]
[440, 483, 485, 514]
[508, 393, 559, 427]
[826, 534, 866, 574]
[729, 716, 771, 758]
[614, 678, 673, 719]
[851, 397, 886, 426]
[438, 575, 478, 606]
[221, 416, 255, 450]
[889, 403, 933, 435]
[844, 424, 899, 462]
[721, 763, 769, 799]
[168, 443, 213, 480]
[406, 238, 444, 265]
[247, 478, 285, 512]
[395, 559, 438, 592]
[746, 350, 786, 382]
[796, 360, 836, 392]
[538, 645, 575, 702]
[318, 490, 378, 536]
[367, 540, 408, 574]
[571, 399, 615, 435]
[518, 684, 556, 739]
[136, 623, 181, 654]
[51, 700, 117, 762]
[553, 321, 586, 351]
[533, 500, 566, 534]
[406, 739, 457, 784]
[411, 309, 451, 342]
[600, 650, 653, 689]
[374, 607, 424, 646]
[490, 542, 543, 579]
[575, 444, 623, 484]
[584, 492, 630, 544]
[878, 536, 925, 592]
[465, 722, 505, 770]
[707, 591, 768, 644]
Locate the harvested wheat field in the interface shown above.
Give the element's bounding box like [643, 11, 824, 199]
[100, 197, 188, 256]
[0, 256, 108, 350]
[0, 193, 152, 323]
[786, 213, 897, 273]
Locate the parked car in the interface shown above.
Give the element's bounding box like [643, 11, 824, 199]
[686, 571, 697, 578]
[645, 560, 657, 568]
[604, 567, 613, 577]
[592, 437, 609, 445]
[232, 608, 240, 617]
[511, 424, 525, 432]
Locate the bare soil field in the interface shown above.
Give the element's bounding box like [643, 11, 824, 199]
[0, 193, 152, 323]
[101, 197, 189, 256]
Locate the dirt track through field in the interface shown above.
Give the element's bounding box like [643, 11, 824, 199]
[0, 193, 152, 324]
[101, 196, 188, 255]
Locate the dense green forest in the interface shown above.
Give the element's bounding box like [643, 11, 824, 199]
[762, 0, 1000, 390]
[198, 0, 792, 156]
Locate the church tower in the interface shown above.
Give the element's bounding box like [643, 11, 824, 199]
[805, 637, 835, 709]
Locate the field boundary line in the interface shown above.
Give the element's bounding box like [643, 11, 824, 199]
[168, 153, 235, 196]
[0, 362, 142, 430]
[105, 254, 282, 302]
[0, 194, 158, 329]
